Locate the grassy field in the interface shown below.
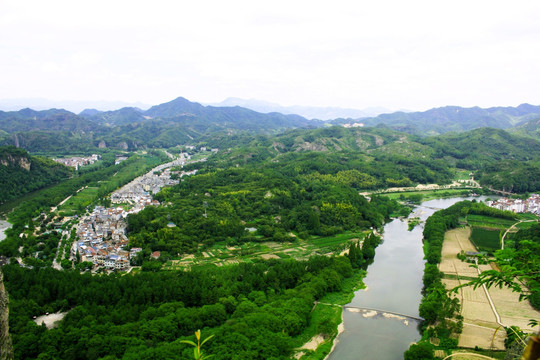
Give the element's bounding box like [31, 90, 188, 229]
[162, 231, 367, 271]
[454, 169, 474, 181]
[470, 227, 501, 252]
[57, 187, 99, 216]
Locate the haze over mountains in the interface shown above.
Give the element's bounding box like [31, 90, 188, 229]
[207, 97, 393, 120]
[1, 96, 540, 153]
[0, 98, 151, 113]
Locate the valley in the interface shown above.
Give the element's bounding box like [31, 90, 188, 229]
[0, 98, 539, 360]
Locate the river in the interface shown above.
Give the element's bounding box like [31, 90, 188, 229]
[327, 196, 489, 360]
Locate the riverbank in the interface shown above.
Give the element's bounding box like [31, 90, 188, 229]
[294, 270, 366, 360]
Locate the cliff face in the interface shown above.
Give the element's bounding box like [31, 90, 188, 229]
[0, 154, 31, 170]
[0, 269, 13, 360]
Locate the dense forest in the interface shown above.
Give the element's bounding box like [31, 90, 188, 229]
[4, 255, 356, 360]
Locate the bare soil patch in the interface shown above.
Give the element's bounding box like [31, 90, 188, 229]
[34, 312, 68, 329]
[260, 254, 280, 260]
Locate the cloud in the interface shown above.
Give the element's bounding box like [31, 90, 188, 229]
[1, 0, 539, 110]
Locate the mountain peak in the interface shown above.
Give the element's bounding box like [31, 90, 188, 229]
[144, 97, 204, 117]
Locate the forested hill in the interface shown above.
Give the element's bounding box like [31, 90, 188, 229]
[509, 118, 540, 140]
[194, 125, 540, 193]
[0, 146, 71, 204]
[85, 97, 319, 130]
[333, 103, 540, 135]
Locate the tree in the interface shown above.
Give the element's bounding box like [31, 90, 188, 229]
[403, 342, 434, 360]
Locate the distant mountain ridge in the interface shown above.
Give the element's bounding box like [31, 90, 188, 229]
[208, 97, 392, 120]
[0, 98, 151, 113]
[2, 96, 540, 152]
[335, 103, 540, 135]
[0, 108, 99, 132]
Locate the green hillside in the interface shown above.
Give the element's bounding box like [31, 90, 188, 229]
[0, 146, 71, 204]
[508, 118, 540, 140]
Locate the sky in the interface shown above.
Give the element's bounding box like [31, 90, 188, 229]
[1, 0, 540, 112]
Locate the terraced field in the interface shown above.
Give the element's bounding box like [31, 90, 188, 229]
[162, 231, 367, 270]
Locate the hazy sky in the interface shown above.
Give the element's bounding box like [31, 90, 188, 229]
[1, 0, 539, 111]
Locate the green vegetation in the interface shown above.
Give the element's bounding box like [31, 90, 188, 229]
[408, 217, 421, 231]
[483, 222, 540, 309]
[478, 160, 540, 193]
[381, 189, 473, 203]
[127, 154, 403, 259]
[470, 227, 501, 252]
[3, 255, 361, 360]
[4, 99, 540, 359]
[349, 104, 540, 135]
[57, 187, 99, 216]
[407, 201, 519, 357]
[466, 214, 517, 229]
[408, 201, 540, 358]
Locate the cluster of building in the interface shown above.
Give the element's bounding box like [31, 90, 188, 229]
[110, 156, 188, 205]
[73, 152, 199, 271]
[54, 154, 100, 169]
[75, 206, 132, 270]
[488, 194, 540, 214]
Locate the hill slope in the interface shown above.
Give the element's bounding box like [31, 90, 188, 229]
[0, 146, 71, 204]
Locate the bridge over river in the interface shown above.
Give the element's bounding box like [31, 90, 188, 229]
[315, 302, 424, 322]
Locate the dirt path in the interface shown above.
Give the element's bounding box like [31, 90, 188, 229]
[500, 219, 537, 250]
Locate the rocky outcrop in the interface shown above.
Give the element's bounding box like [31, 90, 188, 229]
[0, 155, 31, 171]
[118, 141, 129, 150]
[0, 269, 13, 360]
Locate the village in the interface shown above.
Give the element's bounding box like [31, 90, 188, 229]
[487, 193, 540, 214]
[72, 151, 203, 272]
[53, 154, 101, 169]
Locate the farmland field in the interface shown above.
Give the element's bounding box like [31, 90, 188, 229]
[466, 214, 515, 229]
[440, 227, 540, 351]
[470, 227, 501, 252]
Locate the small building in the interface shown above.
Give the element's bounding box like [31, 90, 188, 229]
[115, 258, 129, 270]
[465, 251, 481, 262]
